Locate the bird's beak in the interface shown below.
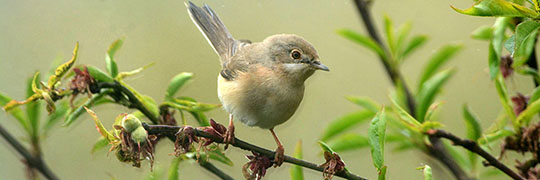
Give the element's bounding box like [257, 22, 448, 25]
[311, 60, 330, 71]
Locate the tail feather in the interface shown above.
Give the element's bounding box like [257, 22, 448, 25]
[186, 2, 237, 63]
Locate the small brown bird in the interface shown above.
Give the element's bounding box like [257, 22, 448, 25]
[186, 2, 329, 166]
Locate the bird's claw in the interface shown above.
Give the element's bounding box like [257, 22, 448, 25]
[273, 145, 284, 167]
[223, 123, 235, 149]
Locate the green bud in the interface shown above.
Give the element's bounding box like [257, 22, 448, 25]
[121, 114, 142, 133]
[131, 127, 148, 144]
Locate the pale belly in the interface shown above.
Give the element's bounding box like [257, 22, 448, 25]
[217, 73, 305, 129]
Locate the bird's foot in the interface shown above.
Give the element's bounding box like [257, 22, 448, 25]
[223, 122, 235, 149]
[273, 145, 284, 167]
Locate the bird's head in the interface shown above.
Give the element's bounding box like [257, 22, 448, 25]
[263, 34, 329, 82]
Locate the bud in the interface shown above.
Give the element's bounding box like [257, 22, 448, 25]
[122, 114, 142, 133]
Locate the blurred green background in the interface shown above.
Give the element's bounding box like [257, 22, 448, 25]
[0, 0, 534, 179]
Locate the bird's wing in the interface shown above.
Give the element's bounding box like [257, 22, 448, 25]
[186, 2, 249, 67]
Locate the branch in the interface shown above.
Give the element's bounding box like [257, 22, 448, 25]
[0, 123, 59, 180]
[427, 129, 524, 180]
[143, 124, 369, 180]
[93, 81, 235, 179]
[351, 1, 470, 179]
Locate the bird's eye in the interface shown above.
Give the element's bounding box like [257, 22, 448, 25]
[291, 50, 302, 59]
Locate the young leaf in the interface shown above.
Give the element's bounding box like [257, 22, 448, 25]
[517, 96, 540, 126]
[168, 157, 182, 180]
[395, 21, 412, 58]
[418, 44, 462, 89]
[118, 81, 159, 119]
[390, 98, 422, 130]
[91, 137, 110, 153]
[166, 72, 193, 100]
[320, 110, 375, 141]
[327, 133, 369, 152]
[368, 109, 387, 170]
[478, 128, 514, 145]
[116, 63, 154, 80]
[290, 140, 304, 180]
[513, 20, 540, 67]
[48, 42, 79, 89]
[85, 66, 114, 82]
[489, 17, 510, 79]
[416, 69, 455, 122]
[451, 0, 539, 18]
[346, 96, 380, 113]
[106, 39, 123, 77]
[318, 141, 336, 154]
[471, 25, 493, 40]
[0, 92, 31, 133]
[43, 101, 69, 135]
[384, 15, 396, 56]
[463, 104, 482, 141]
[26, 72, 41, 137]
[529, 86, 540, 104]
[401, 35, 428, 59]
[85, 107, 115, 141]
[337, 29, 387, 60]
[494, 75, 517, 127]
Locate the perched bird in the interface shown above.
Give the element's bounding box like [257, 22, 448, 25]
[186, 2, 329, 166]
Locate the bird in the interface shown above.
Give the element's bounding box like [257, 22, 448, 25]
[186, 2, 329, 166]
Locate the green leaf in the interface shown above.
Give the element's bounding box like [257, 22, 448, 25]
[402, 35, 428, 59]
[64, 90, 110, 126]
[494, 74, 517, 127]
[418, 44, 462, 89]
[169, 96, 211, 126]
[116, 63, 154, 80]
[318, 141, 336, 154]
[517, 96, 540, 126]
[43, 101, 69, 135]
[463, 104, 482, 141]
[327, 133, 369, 152]
[422, 165, 432, 180]
[390, 98, 422, 130]
[378, 166, 387, 180]
[529, 86, 540, 104]
[489, 18, 510, 79]
[471, 25, 494, 40]
[85, 66, 114, 82]
[443, 141, 470, 169]
[346, 96, 380, 113]
[169, 98, 220, 112]
[118, 81, 159, 119]
[337, 29, 387, 60]
[368, 109, 387, 170]
[0, 92, 30, 133]
[396, 21, 412, 58]
[106, 39, 123, 77]
[416, 69, 455, 122]
[166, 72, 193, 100]
[146, 167, 164, 180]
[384, 15, 396, 57]
[451, 0, 539, 18]
[91, 137, 110, 153]
[504, 35, 515, 54]
[290, 140, 304, 180]
[513, 20, 540, 67]
[26, 72, 41, 138]
[168, 157, 182, 180]
[320, 110, 375, 141]
[207, 148, 234, 166]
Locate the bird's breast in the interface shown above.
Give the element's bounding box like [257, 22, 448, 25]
[217, 65, 305, 129]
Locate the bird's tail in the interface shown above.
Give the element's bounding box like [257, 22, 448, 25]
[186, 2, 236, 62]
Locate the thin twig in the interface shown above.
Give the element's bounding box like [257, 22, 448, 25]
[351, 1, 472, 179]
[427, 129, 524, 180]
[199, 162, 234, 180]
[0, 123, 59, 180]
[144, 124, 369, 180]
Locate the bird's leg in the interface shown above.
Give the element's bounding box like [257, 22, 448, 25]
[269, 128, 284, 167]
[223, 114, 235, 149]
